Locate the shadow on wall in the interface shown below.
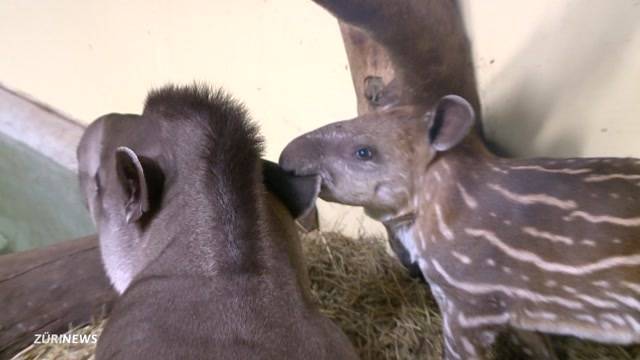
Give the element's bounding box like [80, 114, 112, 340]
[483, 0, 640, 158]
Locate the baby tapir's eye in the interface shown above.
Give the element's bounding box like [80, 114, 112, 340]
[355, 147, 374, 160]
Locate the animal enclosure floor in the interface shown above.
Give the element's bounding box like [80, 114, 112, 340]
[12, 231, 640, 360]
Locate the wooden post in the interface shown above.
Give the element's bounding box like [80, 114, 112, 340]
[338, 22, 395, 115]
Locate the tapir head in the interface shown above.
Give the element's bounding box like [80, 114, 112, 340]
[279, 95, 475, 221]
[77, 114, 165, 232]
[77, 106, 320, 294]
[76, 114, 168, 293]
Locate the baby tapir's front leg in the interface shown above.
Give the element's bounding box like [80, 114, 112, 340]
[511, 329, 558, 360]
[432, 285, 499, 360]
[430, 283, 558, 360]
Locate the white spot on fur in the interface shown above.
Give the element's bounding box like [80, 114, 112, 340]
[545, 280, 558, 288]
[458, 312, 510, 328]
[461, 337, 477, 356]
[441, 161, 451, 173]
[509, 165, 592, 174]
[584, 174, 640, 182]
[565, 211, 640, 227]
[524, 309, 557, 321]
[576, 294, 618, 308]
[562, 286, 577, 294]
[522, 226, 574, 245]
[488, 184, 577, 210]
[605, 292, 640, 311]
[621, 281, 640, 295]
[581, 239, 597, 247]
[625, 315, 640, 332]
[575, 314, 597, 324]
[435, 205, 454, 241]
[434, 170, 442, 183]
[489, 165, 509, 174]
[432, 260, 584, 309]
[601, 313, 626, 326]
[456, 183, 478, 209]
[418, 258, 429, 272]
[486, 259, 496, 267]
[452, 251, 472, 264]
[465, 228, 640, 275]
[593, 280, 611, 288]
[444, 336, 462, 359]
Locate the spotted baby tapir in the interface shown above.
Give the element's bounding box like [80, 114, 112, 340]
[279, 94, 640, 359]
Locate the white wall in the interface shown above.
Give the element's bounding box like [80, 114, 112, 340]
[1, 0, 639, 237]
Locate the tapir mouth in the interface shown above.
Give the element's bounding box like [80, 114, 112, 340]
[316, 172, 340, 202]
[287, 168, 332, 201]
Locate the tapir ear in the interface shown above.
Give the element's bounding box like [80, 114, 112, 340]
[115, 147, 164, 223]
[262, 159, 320, 222]
[428, 95, 475, 152]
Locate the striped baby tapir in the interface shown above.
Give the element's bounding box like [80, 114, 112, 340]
[279, 94, 640, 359]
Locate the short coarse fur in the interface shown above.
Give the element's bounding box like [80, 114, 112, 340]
[144, 83, 264, 179]
[144, 84, 265, 271]
[79, 84, 359, 359]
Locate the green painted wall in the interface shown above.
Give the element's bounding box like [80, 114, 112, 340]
[0, 134, 94, 253]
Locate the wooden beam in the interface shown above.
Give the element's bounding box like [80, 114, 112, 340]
[338, 22, 395, 115]
[0, 235, 116, 358]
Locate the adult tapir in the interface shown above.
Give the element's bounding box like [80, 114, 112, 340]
[77, 84, 358, 360]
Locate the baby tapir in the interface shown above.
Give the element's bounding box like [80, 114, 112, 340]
[309, 0, 487, 281]
[279, 95, 640, 359]
[77, 84, 358, 360]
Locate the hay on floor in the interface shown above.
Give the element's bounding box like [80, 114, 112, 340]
[13, 231, 640, 359]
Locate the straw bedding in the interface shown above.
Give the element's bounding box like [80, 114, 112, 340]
[13, 231, 640, 359]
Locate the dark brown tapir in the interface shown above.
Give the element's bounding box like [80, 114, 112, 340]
[77, 84, 358, 360]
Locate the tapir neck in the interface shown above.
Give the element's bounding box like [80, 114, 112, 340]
[413, 134, 497, 232]
[154, 165, 268, 276]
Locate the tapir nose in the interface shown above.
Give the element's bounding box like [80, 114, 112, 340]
[279, 134, 319, 176]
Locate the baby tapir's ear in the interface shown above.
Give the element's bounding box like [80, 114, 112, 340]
[262, 160, 321, 224]
[427, 95, 475, 152]
[115, 147, 164, 223]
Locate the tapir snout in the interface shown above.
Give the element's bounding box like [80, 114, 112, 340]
[279, 133, 321, 177]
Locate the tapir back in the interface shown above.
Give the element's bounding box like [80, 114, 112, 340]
[96, 193, 357, 360]
[416, 153, 640, 344]
[88, 85, 357, 360]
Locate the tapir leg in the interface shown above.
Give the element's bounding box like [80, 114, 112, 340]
[440, 311, 497, 360]
[512, 329, 558, 360]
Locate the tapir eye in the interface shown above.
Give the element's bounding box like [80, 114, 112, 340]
[355, 147, 373, 160]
